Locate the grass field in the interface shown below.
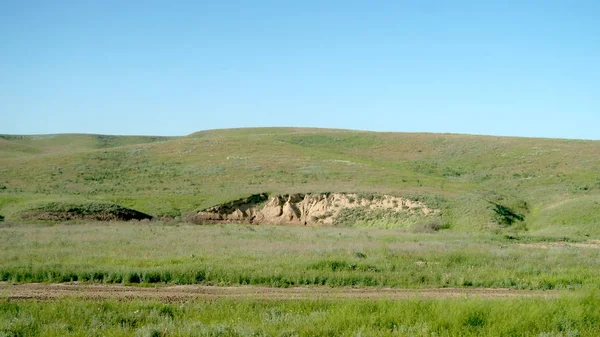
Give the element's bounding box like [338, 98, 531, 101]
[2, 295, 599, 336]
[1, 223, 599, 290]
[1, 128, 600, 336]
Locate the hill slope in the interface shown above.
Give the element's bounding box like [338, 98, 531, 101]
[1, 128, 599, 235]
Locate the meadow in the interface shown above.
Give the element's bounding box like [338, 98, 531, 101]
[2, 128, 600, 336]
[1, 223, 599, 290]
[2, 295, 599, 336]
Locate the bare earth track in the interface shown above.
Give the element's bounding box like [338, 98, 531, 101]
[0, 283, 562, 301]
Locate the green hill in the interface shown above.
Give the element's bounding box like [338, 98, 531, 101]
[1, 128, 599, 235]
[0, 134, 172, 158]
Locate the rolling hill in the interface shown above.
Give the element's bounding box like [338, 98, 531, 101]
[1, 128, 599, 235]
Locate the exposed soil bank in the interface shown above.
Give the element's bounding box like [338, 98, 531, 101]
[0, 283, 561, 301]
[193, 193, 439, 226]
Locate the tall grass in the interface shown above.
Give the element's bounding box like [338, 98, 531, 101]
[1, 223, 599, 290]
[1, 294, 599, 336]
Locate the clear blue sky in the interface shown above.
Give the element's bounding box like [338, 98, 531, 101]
[1, 1, 598, 139]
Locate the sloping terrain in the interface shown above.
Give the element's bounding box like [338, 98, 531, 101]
[1, 127, 599, 234]
[0, 134, 172, 158]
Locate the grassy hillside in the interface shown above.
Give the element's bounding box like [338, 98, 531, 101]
[1, 128, 599, 235]
[0, 134, 172, 158]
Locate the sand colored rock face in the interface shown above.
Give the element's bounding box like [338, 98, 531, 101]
[194, 193, 439, 226]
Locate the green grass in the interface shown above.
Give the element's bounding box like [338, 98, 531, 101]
[1, 128, 600, 334]
[0, 134, 172, 158]
[526, 195, 600, 236]
[1, 223, 599, 290]
[1, 294, 599, 336]
[1, 128, 599, 233]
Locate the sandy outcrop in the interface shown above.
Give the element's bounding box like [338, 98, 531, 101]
[193, 193, 439, 226]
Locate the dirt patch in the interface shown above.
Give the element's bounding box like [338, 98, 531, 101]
[192, 193, 439, 226]
[519, 240, 600, 249]
[19, 201, 153, 222]
[0, 283, 560, 301]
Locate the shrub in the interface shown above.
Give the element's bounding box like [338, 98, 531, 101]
[413, 219, 448, 232]
[464, 310, 487, 327]
[18, 201, 153, 222]
[356, 193, 381, 202]
[490, 202, 525, 226]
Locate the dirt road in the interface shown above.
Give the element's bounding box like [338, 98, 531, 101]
[0, 283, 563, 301]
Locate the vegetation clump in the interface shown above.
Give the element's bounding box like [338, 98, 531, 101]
[413, 219, 450, 232]
[199, 193, 269, 215]
[490, 202, 525, 226]
[18, 201, 153, 222]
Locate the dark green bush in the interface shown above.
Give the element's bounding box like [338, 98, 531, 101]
[490, 203, 525, 226]
[413, 219, 449, 232]
[19, 201, 153, 221]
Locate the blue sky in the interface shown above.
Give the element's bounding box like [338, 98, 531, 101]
[1, 1, 598, 139]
